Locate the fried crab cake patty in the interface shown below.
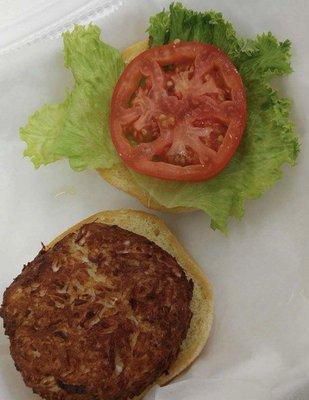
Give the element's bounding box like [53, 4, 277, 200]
[1, 223, 193, 400]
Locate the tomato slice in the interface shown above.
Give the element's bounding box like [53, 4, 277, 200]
[110, 41, 246, 182]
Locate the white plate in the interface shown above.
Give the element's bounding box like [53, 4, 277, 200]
[1, 1, 309, 399]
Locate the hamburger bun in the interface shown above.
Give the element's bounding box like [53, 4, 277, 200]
[48, 210, 214, 385]
[1, 210, 213, 400]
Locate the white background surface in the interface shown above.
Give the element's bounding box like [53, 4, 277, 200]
[0, 1, 308, 399]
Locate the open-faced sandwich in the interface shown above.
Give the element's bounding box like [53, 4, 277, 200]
[0, 210, 213, 400]
[20, 2, 299, 232]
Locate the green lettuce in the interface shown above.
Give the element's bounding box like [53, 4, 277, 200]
[20, 25, 122, 171]
[20, 3, 299, 232]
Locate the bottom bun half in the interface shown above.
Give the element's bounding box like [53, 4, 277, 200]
[48, 209, 213, 397]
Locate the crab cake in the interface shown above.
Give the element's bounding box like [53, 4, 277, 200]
[1, 210, 213, 400]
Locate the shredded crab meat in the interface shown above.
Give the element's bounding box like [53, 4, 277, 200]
[1, 223, 193, 400]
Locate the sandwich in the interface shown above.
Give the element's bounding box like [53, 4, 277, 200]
[0, 210, 213, 400]
[19, 3, 299, 233]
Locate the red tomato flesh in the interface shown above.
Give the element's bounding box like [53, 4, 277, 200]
[110, 41, 246, 182]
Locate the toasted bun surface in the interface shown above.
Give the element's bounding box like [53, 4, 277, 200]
[49, 210, 213, 390]
[97, 40, 193, 213]
[97, 165, 189, 213]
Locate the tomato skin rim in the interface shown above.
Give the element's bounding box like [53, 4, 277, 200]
[110, 41, 247, 182]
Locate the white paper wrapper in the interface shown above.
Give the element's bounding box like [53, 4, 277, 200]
[1, 1, 309, 399]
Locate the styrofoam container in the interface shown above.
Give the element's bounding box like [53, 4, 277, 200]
[1, 1, 309, 399]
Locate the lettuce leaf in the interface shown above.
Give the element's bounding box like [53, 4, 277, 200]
[20, 25, 123, 171]
[128, 81, 298, 230]
[20, 4, 299, 232]
[20, 99, 70, 167]
[130, 3, 299, 231]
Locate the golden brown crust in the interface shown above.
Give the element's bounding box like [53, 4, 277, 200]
[2, 219, 195, 400]
[48, 210, 213, 387]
